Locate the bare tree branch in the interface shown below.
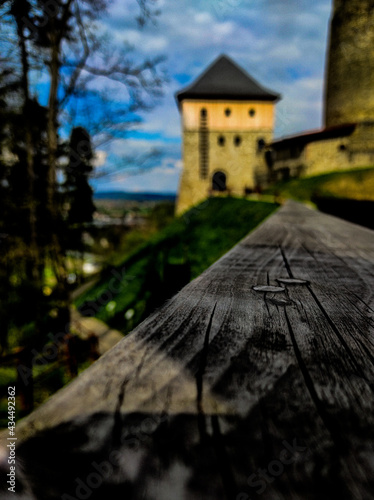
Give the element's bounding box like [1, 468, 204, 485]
[93, 147, 163, 180]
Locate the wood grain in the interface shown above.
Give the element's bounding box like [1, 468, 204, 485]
[1, 201, 374, 500]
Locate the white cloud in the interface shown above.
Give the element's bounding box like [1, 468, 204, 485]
[174, 159, 183, 170]
[113, 29, 168, 52]
[194, 12, 213, 24]
[93, 150, 107, 168]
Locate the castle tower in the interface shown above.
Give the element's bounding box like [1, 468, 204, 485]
[325, 0, 374, 127]
[175, 55, 280, 215]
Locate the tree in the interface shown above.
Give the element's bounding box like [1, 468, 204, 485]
[0, 0, 165, 350]
[63, 127, 95, 267]
[65, 127, 95, 227]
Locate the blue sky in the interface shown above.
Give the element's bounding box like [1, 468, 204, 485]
[91, 0, 333, 193]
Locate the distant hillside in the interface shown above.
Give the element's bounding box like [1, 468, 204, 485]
[94, 191, 177, 202]
[75, 197, 278, 334]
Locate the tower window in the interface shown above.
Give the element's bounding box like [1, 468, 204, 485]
[234, 136, 242, 147]
[218, 136, 225, 146]
[225, 108, 231, 117]
[200, 108, 207, 118]
[249, 108, 256, 117]
[257, 138, 265, 152]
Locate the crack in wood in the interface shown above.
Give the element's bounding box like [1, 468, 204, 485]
[134, 344, 149, 384]
[279, 245, 294, 279]
[344, 294, 374, 329]
[196, 302, 217, 441]
[284, 307, 350, 487]
[349, 291, 374, 317]
[280, 245, 374, 394]
[278, 245, 354, 482]
[301, 241, 371, 307]
[306, 284, 369, 380]
[264, 295, 271, 317]
[348, 326, 374, 370]
[112, 378, 128, 446]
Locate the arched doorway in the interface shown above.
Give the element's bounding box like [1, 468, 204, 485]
[212, 171, 227, 192]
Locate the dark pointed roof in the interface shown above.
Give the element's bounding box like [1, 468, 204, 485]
[176, 55, 280, 106]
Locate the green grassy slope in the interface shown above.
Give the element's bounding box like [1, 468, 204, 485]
[75, 198, 278, 334]
[265, 167, 374, 202]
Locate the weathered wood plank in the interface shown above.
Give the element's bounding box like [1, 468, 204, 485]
[1, 201, 374, 500]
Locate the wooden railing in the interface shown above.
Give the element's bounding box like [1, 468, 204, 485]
[1, 201, 374, 499]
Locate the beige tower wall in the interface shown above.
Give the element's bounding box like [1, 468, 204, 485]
[182, 100, 275, 130]
[176, 100, 275, 215]
[325, 0, 374, 127]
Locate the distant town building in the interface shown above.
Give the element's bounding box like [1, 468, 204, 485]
[176, 0, 374, 214]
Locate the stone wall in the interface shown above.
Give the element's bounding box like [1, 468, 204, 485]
[270, 124, 374, 182]
[325, 0, 374, 127]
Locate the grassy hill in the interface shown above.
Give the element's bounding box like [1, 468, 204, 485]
[265, 167, 374, 202]
[75, 197, 278, 334]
